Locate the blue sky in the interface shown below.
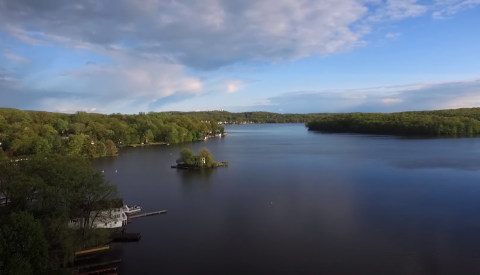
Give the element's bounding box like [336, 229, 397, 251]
[0, 0, 479, 114]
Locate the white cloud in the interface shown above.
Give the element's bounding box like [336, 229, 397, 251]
[386, 32, 401, 39]
[0, 0, 378, 69]
[225, 79, 245, 94]
[369, 0, 428, 21]
[4, 53, 30, 63]
[433, 0, 480, 19]
[255, 77, 480, 113]
[1, 0, 474, 69]
[0, 0, 479, 113]
[381, 98, 403, 103]
[0, 52, 204, 113]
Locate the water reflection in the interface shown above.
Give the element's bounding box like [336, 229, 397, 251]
[391, 158, 480, 171]
[177, 169, 214, 185]
[91, 124, 480, 275]
[308, 131, 480, 171]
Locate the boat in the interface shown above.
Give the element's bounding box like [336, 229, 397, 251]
[122, 204, 142, 215]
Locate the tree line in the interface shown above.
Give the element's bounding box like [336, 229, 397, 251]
[171, 110, 325, 124]
[307, 108, 480, 136]
[0, 108, 324, 158]
[0, 108, 224, 158]
[0, 155, 119, 274]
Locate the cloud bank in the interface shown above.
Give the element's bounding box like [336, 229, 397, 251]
[256, 78, 480, 113]
[0, 0, 479, 113]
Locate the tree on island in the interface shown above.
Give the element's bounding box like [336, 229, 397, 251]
[177, 148, 195, 165]
[176, 147, 221, 168]
[197, 148, 214, 167]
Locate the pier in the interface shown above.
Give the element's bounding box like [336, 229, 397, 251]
[75, 245, 110, 256]
[78, 267, 118, 275]
[129, 210, 167, 219]
[76, 259, 121, 270]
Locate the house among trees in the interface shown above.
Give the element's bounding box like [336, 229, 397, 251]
[194, 157, 206, 166]
[68, 199, 128, 229]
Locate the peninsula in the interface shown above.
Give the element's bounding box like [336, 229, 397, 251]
[171, 148, 228, 169]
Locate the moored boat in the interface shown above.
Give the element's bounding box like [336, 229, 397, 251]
[122, 204, 142, 215]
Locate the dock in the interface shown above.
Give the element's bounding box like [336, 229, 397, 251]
[78, 267, 118, 275]
[77, 259, 121, 270]
[111, 233, 141, 242]
[129, 210, 167, 219]
[75, 245, 110, 256]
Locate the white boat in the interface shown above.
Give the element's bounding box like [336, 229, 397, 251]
[122, 204, 142, 215]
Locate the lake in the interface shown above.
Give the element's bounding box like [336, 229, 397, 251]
[92, 124, 480, 275]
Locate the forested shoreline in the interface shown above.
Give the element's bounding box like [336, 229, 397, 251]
[2, 107, 479, 160]
[0, 156, 120, 274]
[0, 108, 322, 159]
[307, 108, 480, 136]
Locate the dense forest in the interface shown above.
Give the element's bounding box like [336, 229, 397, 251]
[307, 108, 480, 136]
[0, 155, 119, 274]
[0, 108, 321, 158]
[170, 111, 325, 123]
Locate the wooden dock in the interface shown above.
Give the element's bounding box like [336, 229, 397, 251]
[74, 245, 109, 256]
[77, 259, 121, 270]
[78, 267, 118, 275]
[111, 233, 141, 242]
[129, 210, 167, 219]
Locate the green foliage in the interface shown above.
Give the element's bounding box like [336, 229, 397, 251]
[307, 109, 480, 136]
[169, 110, 322, 124]
[144, 129, 154, 144]
[0, 107, 332, 158]
[176, 147, 218, 168]
[5, 254, 33, 275]
[0, 148, 7, 160]
[35, 137, 53, 155]
[105, 140, 117, 156]
[197, 148, 214, 167]
[0, 211, 49, 274]
[0, 156, 119, 270]
[177, 148, 195, 165]
[55, 119, 69, 133]
[67, 134, 87, 155]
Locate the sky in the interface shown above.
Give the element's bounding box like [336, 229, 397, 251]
[0, 0, 479, 114]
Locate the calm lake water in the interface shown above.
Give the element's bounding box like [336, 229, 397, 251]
[92, 124, 480, 275]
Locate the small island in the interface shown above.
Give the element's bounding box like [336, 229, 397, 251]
[171, 148, 229, 169]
